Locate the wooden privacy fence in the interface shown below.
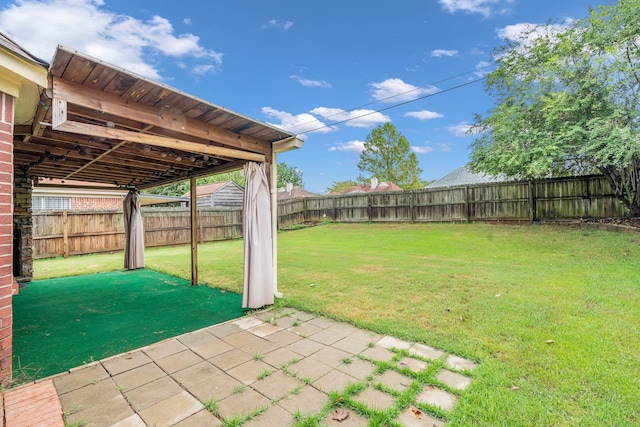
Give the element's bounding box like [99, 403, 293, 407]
[33, 175, 627, 258]
[33, 208, 243, 259]
[278, 174, 627, 226]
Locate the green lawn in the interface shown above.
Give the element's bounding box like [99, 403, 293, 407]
[34, 223, 640, 426]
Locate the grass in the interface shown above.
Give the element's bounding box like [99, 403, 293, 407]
[33, 223, 640, 426]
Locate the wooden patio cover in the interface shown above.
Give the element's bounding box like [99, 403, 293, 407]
[13, 46, 303, 285]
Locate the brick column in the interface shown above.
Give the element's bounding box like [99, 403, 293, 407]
[0, 92, 14, 384]
[13, 173, 32, 282]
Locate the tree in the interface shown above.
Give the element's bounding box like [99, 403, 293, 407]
[327, 180, 358, 193]
[469, 0, 640, 215]
[277, 162, 304, 188]
[357, 122, 424, 189]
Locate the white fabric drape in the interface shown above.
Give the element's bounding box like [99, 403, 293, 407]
[123, 189, 145, 270]
[242, 162, 274, 308]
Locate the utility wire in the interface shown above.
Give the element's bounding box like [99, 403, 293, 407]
[284, 61, 496, 134]
[300, 75, 489, 134]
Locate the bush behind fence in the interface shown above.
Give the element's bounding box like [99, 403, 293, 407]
[33, 174, 626, 258]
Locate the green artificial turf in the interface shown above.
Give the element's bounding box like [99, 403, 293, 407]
[12, 269, 245, 380]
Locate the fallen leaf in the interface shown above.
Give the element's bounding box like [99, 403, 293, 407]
[495, 293, 501, 297]
[309, 283, 315, 287]
[459, 316, 464, 321]
[546, 339, 555, 344]
[510, 385, 520, 391]
[333, 396, 344, 404]
[410, 405, 423, 419]
[332, 409, 349, 421]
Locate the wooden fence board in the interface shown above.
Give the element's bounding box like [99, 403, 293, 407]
[32, 175, 628, 258]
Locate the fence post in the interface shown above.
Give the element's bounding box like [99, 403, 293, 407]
[62, 210, 69, 258]
[528, 181, 535, 223]
[409, 191, 415, 223]
[332, 196, 337, 222]
[303, 197, 308, 223]
[368, 194, 372, 223]
[464, 186, 471, 223]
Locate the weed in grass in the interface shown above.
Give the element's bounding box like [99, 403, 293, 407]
[203, 397, 219, 416]
[64, 419, 86, 427]
[223, 416, 243, 427]
[300, 376, 313, 385]
[292, 320, 301, 327]
[341, 357, 353, 365]
[232, 384, 246, 394]
[367, 341, 375, 348]
[257, 369, 273, 380]
[253, 353, 264, 361]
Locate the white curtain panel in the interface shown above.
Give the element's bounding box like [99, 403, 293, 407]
[123, 190, 145, 270]
[242, 162, 274, 308]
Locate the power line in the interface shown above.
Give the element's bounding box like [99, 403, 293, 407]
[300, 75, 489, 134]
[284, 62, 495, 134]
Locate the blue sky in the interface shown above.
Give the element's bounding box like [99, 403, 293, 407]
[0, 0, 596, 193]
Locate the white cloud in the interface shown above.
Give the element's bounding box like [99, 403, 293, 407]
[474, 60, 492, 77]
[412, 146, 434, 154]
[0, 0, 222, 80]
[470, 47, 486, 55]
[311, 107, 390, 128]
[259, 19, 294, 30]
[448, 121, 481, 137]
[290, 75, 332, 88]
[329, 140, 366, 153]
[496, 22, 569, 47]
[431, 49, 458, 58]
[183, 18, 191, 25]
[369, 78, 438, 103]
[439, 143, 454, 152]
[439, 0, 513, 18]
[262, 107, 335, 135]
[405, 110, 444, 120]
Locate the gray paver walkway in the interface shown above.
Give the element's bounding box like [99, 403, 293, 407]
[29, 308, 478, 426]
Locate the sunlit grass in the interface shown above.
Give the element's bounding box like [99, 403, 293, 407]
[34, 223, 640, 426]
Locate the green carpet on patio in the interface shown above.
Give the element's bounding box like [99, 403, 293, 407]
[12, 269, 246, 380]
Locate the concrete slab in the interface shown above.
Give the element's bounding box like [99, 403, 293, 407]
[102, 351, 152, 376]
[416, 385, 458, 411]
[217, 388, 270, 420]
[436, 369, 472, 390]
[410, 343, 445, 360]
[142, 339, 187, 361]
[154, 349, 204, 374]
[208, 348, 253, 370]
[123, 376, 183, 412]
[398, 357, 429, 373]
[263, 347, 301, 368]
[310, 346, 353, 368]
[352, 387, 396, 411]
[313, 369, 360, 394]
[335, 358, 376, 381]
[221, 330, 268, 349]
[172, 361, 222, 389]
[376, 369, 413, 393]
[286, 338, 325, 357]
[396, 407, 446, 427]
[244, 404, 295, 427]
[206, 322, 243, 338]
[360, 345, 395, 362]
[138, 390, 203, 427]
[58, 378, 121, 413]
[445, 354, 478, 372]
[227, 359, 274, 385]
[252, 370, 302, 400]
[191, 337, 234, 359]
[52, 363, 110, 394]
[320, 409, 369, 426]
[65, 393, 134, 427]
[288, 322, 323, 338]
[377, 335, 412, 350]
[184, 371, 243, 402]
[278, 385, 328, 418]
[232, 316, 264, 330]
[265, 329, 303, 346]
[178, 329, 218, 348]
[248, 322, 283, 337]
[172, 409, 222, 427]
[111, 413, 147, 427]
[288, 357, 332, 382]
[112, 363, 166, 393]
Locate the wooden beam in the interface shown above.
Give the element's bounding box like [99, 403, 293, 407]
[52, 77, 271, 155]
[190, 177, 198, 286]
[136, 160, 246, 191]
[51, 115, 265, 162]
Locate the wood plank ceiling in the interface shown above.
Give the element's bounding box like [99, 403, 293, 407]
[14, 46, 298, 190]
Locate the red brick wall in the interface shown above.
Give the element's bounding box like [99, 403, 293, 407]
[0, 93, 14, 384]
[71, 196, 123, 210]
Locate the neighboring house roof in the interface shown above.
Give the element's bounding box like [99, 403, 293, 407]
[343, 181, 403, 194]
[426, 166, 509, 188]
[33, 179, 188, 206]
[0, 32, 49, 67]
[181, 181, 243, 198]
[277, 186, 316, 200]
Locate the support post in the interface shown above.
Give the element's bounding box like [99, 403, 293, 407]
[190, 177, 198, 286]
[62, 210, 69, 258]
[270, 153, 282, 298]
[528, 181, 535, 224]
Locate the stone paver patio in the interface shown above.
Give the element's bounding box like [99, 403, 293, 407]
[15, 308, 478, 426]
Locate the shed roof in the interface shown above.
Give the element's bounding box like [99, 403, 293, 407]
[426, 166, 508, 188]
[14, 46, 302, 191]
[277, 186, 317, 200]
[181, 180, 242, 198]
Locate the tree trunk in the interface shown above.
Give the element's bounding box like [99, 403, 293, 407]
[600, 162, 640, 218]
